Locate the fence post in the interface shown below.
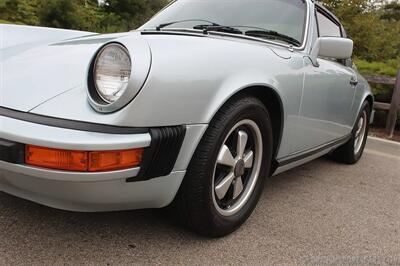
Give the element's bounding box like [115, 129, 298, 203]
[386, 69, 400, 137]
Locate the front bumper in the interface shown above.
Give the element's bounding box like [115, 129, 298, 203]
[0, 114, 207, 211]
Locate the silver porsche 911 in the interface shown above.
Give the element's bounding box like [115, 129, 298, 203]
[0, 0, 373, 236]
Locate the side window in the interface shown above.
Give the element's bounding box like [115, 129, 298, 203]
[316, 9, 349, 65]
[316, 11, 342, 37]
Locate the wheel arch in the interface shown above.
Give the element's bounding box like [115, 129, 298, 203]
[238, 86, 284, 163]
[210, 85, 285, 169]
[365, 94, 374, 113]
[353, 93, 374, 128]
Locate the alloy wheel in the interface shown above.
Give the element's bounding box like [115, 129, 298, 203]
[212, 119, 263, 216]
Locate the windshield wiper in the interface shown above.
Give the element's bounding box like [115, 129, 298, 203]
[245, 30, 301, 46]
[156, 22, 299, 45]
[193, 25, 243, 35]
[156, 19, 220, 30]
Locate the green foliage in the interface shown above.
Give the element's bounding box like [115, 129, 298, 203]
[355, 58, 399, 103]
[381, 2, 400, 21]
[102, 0, 168, 31]
[0, 19, 14, 24]
[0, 0, 40, 25]
[0, 0, 167, 32]
[39, 0, 81, 29]
[38, 0, 104, 31]
[355, 59, 400, 77]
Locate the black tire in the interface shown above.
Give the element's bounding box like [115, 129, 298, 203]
[332, 101, 370, 164]
[173, 96, 273, 237]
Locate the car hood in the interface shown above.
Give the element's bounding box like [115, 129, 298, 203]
[0, 24, 127, 112]
[1, 27, 285, 118]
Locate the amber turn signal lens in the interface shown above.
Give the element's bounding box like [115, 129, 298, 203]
[88, 149, 144, 172]
[25, 145, 144, 172]
[25, 145, 87, 171]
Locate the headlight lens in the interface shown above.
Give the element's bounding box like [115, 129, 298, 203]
[94, 44, 132, 103]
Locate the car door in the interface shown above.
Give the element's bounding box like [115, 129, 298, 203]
[293, 9, 357, 153]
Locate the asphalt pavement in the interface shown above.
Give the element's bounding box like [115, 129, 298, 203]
[0, 137, 399, 265]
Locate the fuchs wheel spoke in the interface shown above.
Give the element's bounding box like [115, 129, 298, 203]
[358, 118, 363, 130]
[233, 177, 244, 199]
[237, 131, 248, 158]
[354, 111, 367, 154]
[356, 118, 363, 137]
[356, 127, 361, 137]
[243, 151, 254, 168]
[354, 137, 359, 149]
[215, 172, 235, 200]
[217, 145, 235, 167]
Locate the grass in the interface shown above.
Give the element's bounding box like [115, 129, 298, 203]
[0, 19, 25, 25]
[0, 19, 13, 24]
[355, 59, 399, 77]
[354, 59, 399, 102]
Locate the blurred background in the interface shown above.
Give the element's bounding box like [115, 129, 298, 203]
[0, 0, 399, 133]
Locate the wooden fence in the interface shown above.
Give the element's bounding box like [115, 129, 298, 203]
[364, 70, 400, 138]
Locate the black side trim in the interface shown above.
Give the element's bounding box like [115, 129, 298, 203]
[0, 107, 149, 134]
[277, 134, 351, 167]
[128, 125, 186, 182]
[0, 139, 25, 164]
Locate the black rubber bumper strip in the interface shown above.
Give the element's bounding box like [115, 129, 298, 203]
[0, 107, 149, 134]
[0, 139, 25, 164]
[128, 125, 186, 182]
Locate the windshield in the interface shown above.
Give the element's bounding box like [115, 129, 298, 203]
[140, 0, 308, 46]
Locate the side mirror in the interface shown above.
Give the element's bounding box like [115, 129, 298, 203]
[310, 37, 353, 66]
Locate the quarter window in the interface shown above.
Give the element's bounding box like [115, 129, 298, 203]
[317, 11, 341, 37]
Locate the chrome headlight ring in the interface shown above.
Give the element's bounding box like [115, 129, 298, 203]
[93, 43, 132, 104]
[87, 41, 151, 114]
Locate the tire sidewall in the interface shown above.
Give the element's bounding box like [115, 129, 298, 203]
[198, 98, 273, 232]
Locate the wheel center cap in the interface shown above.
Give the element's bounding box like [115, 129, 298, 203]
[234, 159, 245, 177]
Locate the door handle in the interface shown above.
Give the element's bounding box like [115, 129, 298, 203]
[350, 77, 358, 86]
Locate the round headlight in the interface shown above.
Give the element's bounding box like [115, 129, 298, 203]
[94, 44, 132, 103]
